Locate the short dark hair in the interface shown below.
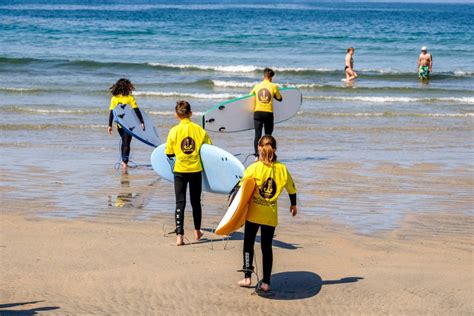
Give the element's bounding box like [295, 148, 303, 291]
[175, 100, 191, 118]
[110, 78, 135, 96]
[347, 47, 354, 53]
[263, 68, 275, 78]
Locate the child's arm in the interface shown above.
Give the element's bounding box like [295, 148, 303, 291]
[204, 131, 212, 145]
[249, 86, 256, 95]
[133, 108, 145, 130]
[108, 97, 115, 134]
[108, 110, 114, 134]
[285, 169, 297, 217]
[165, 130, 175, 158]
[130, 96, 145, 129]
[274, 86, 282, 102]
[289, 194, 297, 216]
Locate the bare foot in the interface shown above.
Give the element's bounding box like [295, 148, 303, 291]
[260, 282, 271, 292]
[176, 235, 184, 246]
[238, 278, 251, 287]
[194, 229, 203, 241]
[121, 162, 128, 170]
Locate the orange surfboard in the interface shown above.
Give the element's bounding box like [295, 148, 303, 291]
[215, 178, 255, 236]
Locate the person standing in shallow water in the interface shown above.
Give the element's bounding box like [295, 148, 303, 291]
[165, 101, 212, 246]
[107, 78, 144, 171]
[418, 46, 433, 80]
[250, 68, 282, 160]
[345, 47, 358, 82]
[237, 135, 297, 292]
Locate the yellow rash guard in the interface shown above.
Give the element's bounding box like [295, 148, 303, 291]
[165, 118, 212, 173]
[108, 95, 139, 128]
[250, 79, 282, 113]
[240, 160, 297, 227]
[109, 94, 138, 110]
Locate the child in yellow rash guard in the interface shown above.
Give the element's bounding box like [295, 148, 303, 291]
[249, 68, 282, 157]
[237, 135, 297, 292]
[165, 101, 212, 246]
[107, 78, 144, 171]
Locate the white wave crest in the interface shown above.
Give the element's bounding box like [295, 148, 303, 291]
[300, 111, 474, 118]
[135, 91, 238, 99]
[212, 80, 323, 89]
[211, 80, 257, 88]
[454, 70, 474, 77]
[5, 107, 102, 114]
[148, 62, 337, 73]
[305, 96, 474, 104]
[1, 87, 42, 92]
[148, 110, 204, 116]
[148, 63, 260, 73]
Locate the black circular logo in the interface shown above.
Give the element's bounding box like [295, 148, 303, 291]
[259, 177, 277, 199]
[257, 88, 272, 104]
[181, 137, 195, 155]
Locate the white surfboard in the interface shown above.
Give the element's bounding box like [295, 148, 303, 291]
[201, 87, 302, 133]
[113, 103, 161, 147]
[150, 143, 244, 194]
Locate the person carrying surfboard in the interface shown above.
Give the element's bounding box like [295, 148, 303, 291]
[107, 78, 145, 171]
[165, 101, 212, 246]
[250, 68, 282, 161]
[238, 135, 297, 292]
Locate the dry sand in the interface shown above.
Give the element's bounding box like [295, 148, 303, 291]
[1, 210, 472, 315]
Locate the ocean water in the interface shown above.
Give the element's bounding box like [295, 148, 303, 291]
[0, 1, 473, 233]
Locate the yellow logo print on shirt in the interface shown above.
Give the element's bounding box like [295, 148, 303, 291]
[259, 177, 277, 199]
[181, 137, 196, 155]
[257, 88, 271, 104]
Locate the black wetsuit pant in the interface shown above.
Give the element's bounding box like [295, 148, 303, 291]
[254, 111, 274, 156]
[243, 220, 276, 284]
[174, 172, 202, 235]
[117, 127, 132, 164]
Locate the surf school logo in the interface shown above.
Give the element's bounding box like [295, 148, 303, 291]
[259, 177, 277, 199]
[257, 88, 271, 104]
[181, 137, 196, 154]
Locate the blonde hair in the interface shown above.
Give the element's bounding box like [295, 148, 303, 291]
[175, 100, 191, 118]
[258, 135, 277, 166]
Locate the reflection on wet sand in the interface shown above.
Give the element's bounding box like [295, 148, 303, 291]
[108, 172, 145, 209]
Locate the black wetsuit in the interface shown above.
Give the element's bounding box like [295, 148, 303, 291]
[173, 171, 202, 235]
[109, 109, 144, 164]
[243, 193, 297, 285]
[253, 111, 274, 156]
[243, 221, 275, 284]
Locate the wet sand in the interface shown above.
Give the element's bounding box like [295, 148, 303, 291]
[1, 112, 473, 315]
[1, 206, 472, 315]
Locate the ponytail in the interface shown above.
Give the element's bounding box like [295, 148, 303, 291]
[258, 135, 277, 165]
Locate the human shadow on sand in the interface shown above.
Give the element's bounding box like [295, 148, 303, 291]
[199, 229, 300, 250]
[0, 301, 60, 315]
[257, 271, 363, 300]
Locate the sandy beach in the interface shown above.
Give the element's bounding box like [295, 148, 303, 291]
[1, 205, 472, 315]
[1, 129, 473, 315]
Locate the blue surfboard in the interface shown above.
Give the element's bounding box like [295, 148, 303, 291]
[150, 143, 244, 194]
[113, 103, 161, 147]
